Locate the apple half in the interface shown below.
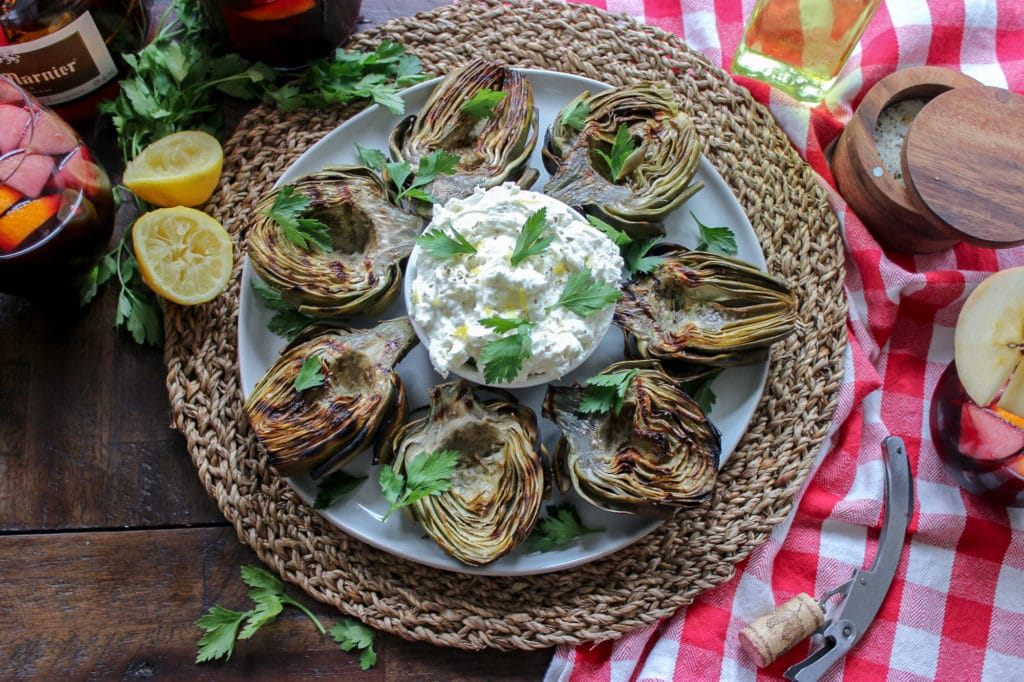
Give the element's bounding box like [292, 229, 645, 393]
[954, 267, 1024, 417]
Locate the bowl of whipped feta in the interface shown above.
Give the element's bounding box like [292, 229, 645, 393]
[405, 183, 625, 388]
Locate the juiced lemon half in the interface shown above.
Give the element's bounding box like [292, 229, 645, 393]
[132, 207, 233, 305]
[124, 131, 223, 207]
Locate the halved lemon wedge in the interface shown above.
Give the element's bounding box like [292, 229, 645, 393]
[124, 131, 223, 207]
[132, 207, 233, 305]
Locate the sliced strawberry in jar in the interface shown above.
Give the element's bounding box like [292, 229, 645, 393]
[0, 104, 32, 154]
[20, 109, 78, 155]
[958, 400, 1024, 461]
[0, 151, 56, 198]
[54, 146, 104, 195]
[0, 193, 61, 253]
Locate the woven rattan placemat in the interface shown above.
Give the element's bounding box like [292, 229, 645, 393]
[164, 0, 847, 651]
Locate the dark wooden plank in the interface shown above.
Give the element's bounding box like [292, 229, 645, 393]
[357, 1, 454, 30]
[1, 526, 553, 679]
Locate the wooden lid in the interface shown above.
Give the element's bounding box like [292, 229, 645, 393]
[903, 85, 1024, 248]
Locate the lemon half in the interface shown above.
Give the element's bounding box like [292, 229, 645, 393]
[133, 207, 233, 305]
[124, 131, 224, 207]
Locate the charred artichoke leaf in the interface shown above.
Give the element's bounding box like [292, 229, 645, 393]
[386, 380, 549, 566]
[389, 59, 539, 212]
[616, 243, 797, 367]
[244, 317, 418, 479]
[543, 360, 720, 516]
[248, 165, 423, 317]
[542, 82, 703, 238]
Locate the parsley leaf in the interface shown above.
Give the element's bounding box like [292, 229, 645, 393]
[596, 124, 636, 181]
[681, 369, 722, 415]
[560, 99, 591, 131]
[579, 368, 639, 415]
[195, 566, 326, 664]
[692, 212, 738, 256]
[480, 317, 535, 384]
[586, 215, 631, 246]
[294, 355, 324, 392]
[622, 238, 664, 275]
[314, 470, 367, 509]
[510, 208, 552, 266]
[264, 186, 332, 252]
[331, 619, 377, 671]
[387, 150, 460, 204]
[459, 87, 508, 119]
[354, 144, 387, 171]
[416, 227, 477, 258]
[379, 450, 459, 521]
[527, 503, 603, 552]
[250, 278, 317, 340]
[548, 269, 622, 317]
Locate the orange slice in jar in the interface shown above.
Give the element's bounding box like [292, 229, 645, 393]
[236, 0, 316, 21]
[0, 193, 61, 253]
[0, 185, 21, 214]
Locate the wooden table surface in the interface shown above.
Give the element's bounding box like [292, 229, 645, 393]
[0, 1, 554, 678]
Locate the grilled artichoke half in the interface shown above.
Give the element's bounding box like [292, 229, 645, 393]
[384, 380, 549, 566]
[248, 166, 423, 317]
[543, 360, 721, 516]
[389, 59, 539, 212]
[616, 244, 797, 367]
[542, 82, 703, 238]
[244, 317, 418, 479]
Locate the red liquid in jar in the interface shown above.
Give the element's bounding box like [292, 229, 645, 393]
[215, 0, 361, 68]
[0, 79, 113, 297]
[930, 362, 1024, 506]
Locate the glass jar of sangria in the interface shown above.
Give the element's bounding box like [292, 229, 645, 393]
[205, 0, 361, 69]
[0, 74, 113, 297]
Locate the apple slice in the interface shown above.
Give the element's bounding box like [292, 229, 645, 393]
[0, 104, 32, 153]
[0, 151, 56, 198]
[958, 401, 1024, 460]
[954, 267, 1024, 417]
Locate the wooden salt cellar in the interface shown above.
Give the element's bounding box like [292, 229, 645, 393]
[832, 66, 1024, 254]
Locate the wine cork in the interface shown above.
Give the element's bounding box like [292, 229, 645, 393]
[738, 593, 825, 668]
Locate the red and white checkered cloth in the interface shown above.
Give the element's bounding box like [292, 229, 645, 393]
[549, 2, 1024, 680]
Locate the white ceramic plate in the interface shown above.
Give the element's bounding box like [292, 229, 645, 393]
[237, 69, 768, 576]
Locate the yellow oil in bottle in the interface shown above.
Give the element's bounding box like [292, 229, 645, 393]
[731, 0, 882, 103]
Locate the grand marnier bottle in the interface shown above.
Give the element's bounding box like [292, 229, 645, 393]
[0, 0, 147, 119]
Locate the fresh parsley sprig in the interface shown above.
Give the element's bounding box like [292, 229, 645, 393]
[460, 88, 508, 119]
[354, 143, 387, 171]
[480, 316, 535, 384]
[586, 215, 664, 276]
[547, 269, 622, 317]
[379, 450, 459, 521]
[692, 212, 738, 256]
[386, 150, 460, 204]
[416, 227, 477, 258]
[510, 208, 552, 267]
[264, 186, 332, 252]
[294, 354, 325, 392]
[330, 620, 378, 671]
[560, 99, 591, 131]
[579, 368, 640, 415]
[597, 124, 637, 181]
[196, 566, 326, 663]
[196, 566, 376, 669]
[250, 279, 318, 340]
[527, 503, 604, 552]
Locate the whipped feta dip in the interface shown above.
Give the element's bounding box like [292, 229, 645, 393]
[408, 183, 624, 385]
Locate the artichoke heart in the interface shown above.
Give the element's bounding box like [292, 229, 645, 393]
[384, 380, 549, 567]
[248, 166, 423, 317]
[389, 59, 539, 212]
[244, 317, 418, 479]
[542, 82, 703, 238]
[543, 361, 720, 516]
[616, 244, 797, 367]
